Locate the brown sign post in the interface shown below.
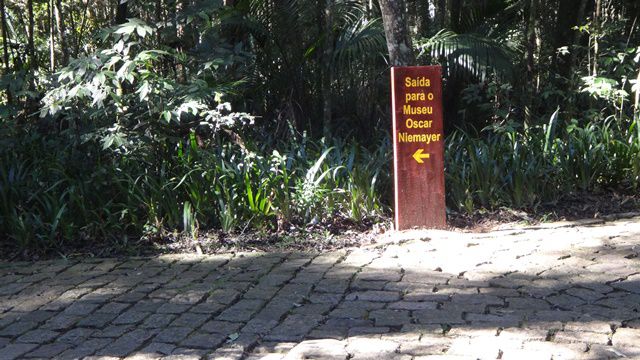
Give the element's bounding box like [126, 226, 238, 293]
[391, 66, 446, 230]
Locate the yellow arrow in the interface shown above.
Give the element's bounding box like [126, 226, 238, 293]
[412, 148, 430, 163]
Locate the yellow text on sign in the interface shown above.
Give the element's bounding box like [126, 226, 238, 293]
[406, 118, 432, 129]
[405, 92, 434, 102]
[403, 105, 433, 115]
[398, 132, 442, 144]
[404, 77, 431, 87]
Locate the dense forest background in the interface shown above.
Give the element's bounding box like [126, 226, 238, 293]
[0, 0, 639, 253]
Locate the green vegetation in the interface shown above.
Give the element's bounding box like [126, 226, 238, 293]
[0, 124, 390, 250]
[0, 0, 639, 254]
[447, 117, 640, 212]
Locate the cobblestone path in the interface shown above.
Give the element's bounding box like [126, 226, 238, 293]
[1, 216, 640, 359]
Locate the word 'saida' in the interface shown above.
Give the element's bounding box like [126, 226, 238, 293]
[391, 66, 446, 230]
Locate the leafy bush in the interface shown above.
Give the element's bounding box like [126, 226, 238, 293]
[40, 19, 253, 151]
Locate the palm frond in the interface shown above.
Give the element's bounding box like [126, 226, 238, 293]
[416, 30, 515, 80]
[333, 16, 386, 73]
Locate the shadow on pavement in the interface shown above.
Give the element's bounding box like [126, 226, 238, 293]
[0, 217, 639, 359]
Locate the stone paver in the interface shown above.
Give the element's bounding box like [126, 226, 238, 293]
[1, 216, 640, 358]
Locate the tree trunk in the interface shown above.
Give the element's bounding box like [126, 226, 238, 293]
[0, 0, 8, 72]
[75, 0, 91, 56]
[176, 0, 186, 82]
[525, 0, 538, 87]
[115, 0, 128, 25]
[322, 0, 334, 138]
[593, 0, 601, 75]
[524, 0, 538, 124]
[379, 0, 416, 66]
[55, 0, 69, 65]
[435, 0, 446, 29]
[448, 0, 461, 32]
[27, 0, 35, 68]
[49, 0, 55, 71]
[155, 0, 162, 45]
[0, 0, 11, 104]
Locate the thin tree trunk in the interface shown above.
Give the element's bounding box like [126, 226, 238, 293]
[176, 0, 186, 82]
[526, 0, 538, 82]
[170, 0, 178, 78]
[155, 0, 162, 45]
[0, 0, 11, 104]
[0, 0, 8, 71]
[27, 0, 35, 68]
[322, 0, 334, 138]
[49, 0, 55, 71]
[379, 0, 416, 66]
[54, 0, 69, 65]
[593, 0, 601, 75]
[75, 0, 91, 56]
[314, 0, 324, 135]
[435, 0, 445, 29]
[110, 0, 115, 24]
[366, 0, 374, 18]
[524, 0, 538, 124]
[67, 1, 76, 51]
[114, 0, 129, 122]
[24, 0, 36, 106]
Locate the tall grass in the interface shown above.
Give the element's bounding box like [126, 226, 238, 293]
[445, 115, 640, 212]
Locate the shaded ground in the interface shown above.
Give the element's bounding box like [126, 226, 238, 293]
[1, 216, 640, 359]
[447, 191, 640, 231]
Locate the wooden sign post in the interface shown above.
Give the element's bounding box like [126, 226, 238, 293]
[391, 66, 446, 230]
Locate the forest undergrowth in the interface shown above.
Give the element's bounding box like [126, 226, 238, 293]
[1, 0, 639, 258]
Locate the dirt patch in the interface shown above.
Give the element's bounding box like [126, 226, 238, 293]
[0, 219, 390, 262]
[447, 191, 640, 231]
